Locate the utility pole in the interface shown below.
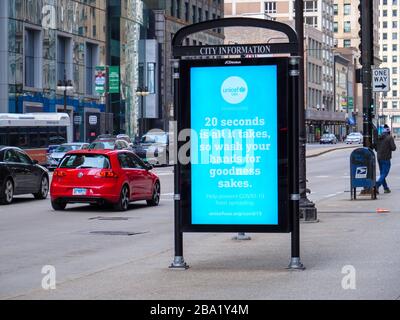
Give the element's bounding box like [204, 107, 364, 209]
[358, 0, 374, 148]
[295, 0, 318, 222]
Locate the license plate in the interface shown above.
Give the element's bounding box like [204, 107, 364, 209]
[73, 188, 87, 196]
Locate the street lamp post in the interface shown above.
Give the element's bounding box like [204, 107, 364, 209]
[136, 86, 149, 137]
[295, 0, 318, 222]
[57, 71, 74, 113]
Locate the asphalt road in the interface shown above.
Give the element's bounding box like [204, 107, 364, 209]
[1, 145, 399, 300]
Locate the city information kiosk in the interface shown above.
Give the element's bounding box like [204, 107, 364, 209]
[170, 18, 304, 270]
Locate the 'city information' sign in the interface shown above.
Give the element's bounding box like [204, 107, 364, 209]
[179, 58, 291, 233]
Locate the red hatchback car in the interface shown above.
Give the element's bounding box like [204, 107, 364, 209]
[50, 150, 160, 211]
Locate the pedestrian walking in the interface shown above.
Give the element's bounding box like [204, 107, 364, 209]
[374, 124, 397, 193]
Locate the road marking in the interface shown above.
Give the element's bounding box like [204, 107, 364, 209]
[315, 175, 330, 178]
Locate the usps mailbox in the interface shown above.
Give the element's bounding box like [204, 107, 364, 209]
[350, 148, 377, 200]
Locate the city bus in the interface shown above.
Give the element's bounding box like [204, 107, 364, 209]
[0, 113, 71, 164]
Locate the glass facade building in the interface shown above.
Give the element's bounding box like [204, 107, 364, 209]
[1, 0, 146, 141]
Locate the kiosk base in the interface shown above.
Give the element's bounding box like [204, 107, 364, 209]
[287, 257, 306, 270]
[169, 256, 189, 270]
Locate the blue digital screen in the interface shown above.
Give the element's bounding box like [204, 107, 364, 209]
[191, 65, 278, 225]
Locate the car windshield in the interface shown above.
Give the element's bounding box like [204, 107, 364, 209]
[54, 145, 81, 153]
[322, 134, 332, 139]
[141, 134, 167, 144]
[60, 154, 110, 169]
[89, 141, 115, 150]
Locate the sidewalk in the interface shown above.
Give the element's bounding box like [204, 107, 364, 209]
[12, 180, 400, 300]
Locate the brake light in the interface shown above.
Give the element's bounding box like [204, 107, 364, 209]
[54, 171, 66, 177]
[99, 170, 118, 178]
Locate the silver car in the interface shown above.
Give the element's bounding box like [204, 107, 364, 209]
[46, 143, 89, 169]
[345, 132, 363, 144]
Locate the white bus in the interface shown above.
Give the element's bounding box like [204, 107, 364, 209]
[0, 113, 71, 163]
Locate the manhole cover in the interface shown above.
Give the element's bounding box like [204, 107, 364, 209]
[89, 217, 131, 221]
[90, 231, 148, 236]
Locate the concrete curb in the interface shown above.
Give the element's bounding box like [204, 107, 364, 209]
[306, 145, 359, 158]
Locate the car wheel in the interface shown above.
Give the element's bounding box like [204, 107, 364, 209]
[147, 182, 160, 206]
[114, 185, 130, 211]
[0, 179, 14, 205]
[51, 199, 66, 211]
[34, 175, 49, 200]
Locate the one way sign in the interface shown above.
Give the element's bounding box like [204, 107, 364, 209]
[372, 68, 390, 92]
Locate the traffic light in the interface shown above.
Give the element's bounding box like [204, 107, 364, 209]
[371, 99, 375, 119]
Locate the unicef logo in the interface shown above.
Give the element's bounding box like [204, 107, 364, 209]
[221, 76, 248, 104]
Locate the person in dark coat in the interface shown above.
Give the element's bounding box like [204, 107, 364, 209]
[375, 124, 397, 193]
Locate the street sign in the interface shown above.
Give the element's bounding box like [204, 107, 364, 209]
[372, 68, 390, 92]
[95, 66, 106, 94]
[108, 66, 120, 94]
[179, 57, 291, 233]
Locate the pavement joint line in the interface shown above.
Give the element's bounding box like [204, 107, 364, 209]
[306, 145, 358, 158]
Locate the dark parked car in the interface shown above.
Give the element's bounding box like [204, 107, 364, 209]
[0, 146, 49, 205]
[320, 133, 338, 144]
[134, 132, 170, 166]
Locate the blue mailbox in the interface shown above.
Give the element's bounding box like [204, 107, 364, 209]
[350, 147, 377, 200]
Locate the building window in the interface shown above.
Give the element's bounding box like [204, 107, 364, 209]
[383, 56, 388, 62]
[333, 4, 338, 15]
[24, 27, 42, 88]
[176, 0, 181, 19]
[383, 10, 387, 17]
[333, 22, 338, 32]
[344, 3, 351, 15]
[383, 44, 388, 51]
[185, 2, 189, 21]
[393, 78, 398, 86]
[198, 7, 202, 22]
[393, 90, 398, 97]
[383, 101, 388, 109]
[57, 35, 73, 83]
[304, 1, 317, 12]
[394, 0, 398, 5]
[393, 101, 398, 109]
[393, 44, 398, 51]
[343, 21, 351, 32]
[305, 16, 318, 27]
[394, 10, 398, 17]
[394, 33, 398, 40]
[393, 67, 398, 75]
[85, 42, 99, 95]
[205, 10, 209, 20]
[343, 39, 351, 47]
[192, 5, 196, 23]
[265, 2, 277, 14]
[383, 33, 387, 40]
[393, 21, 398, 28]
[383, 21, 388, 28]
[147, 63, 155, 94]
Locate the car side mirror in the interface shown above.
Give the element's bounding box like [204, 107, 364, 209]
[146, 164, 153, 171]
[32, 159, 39, 165]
